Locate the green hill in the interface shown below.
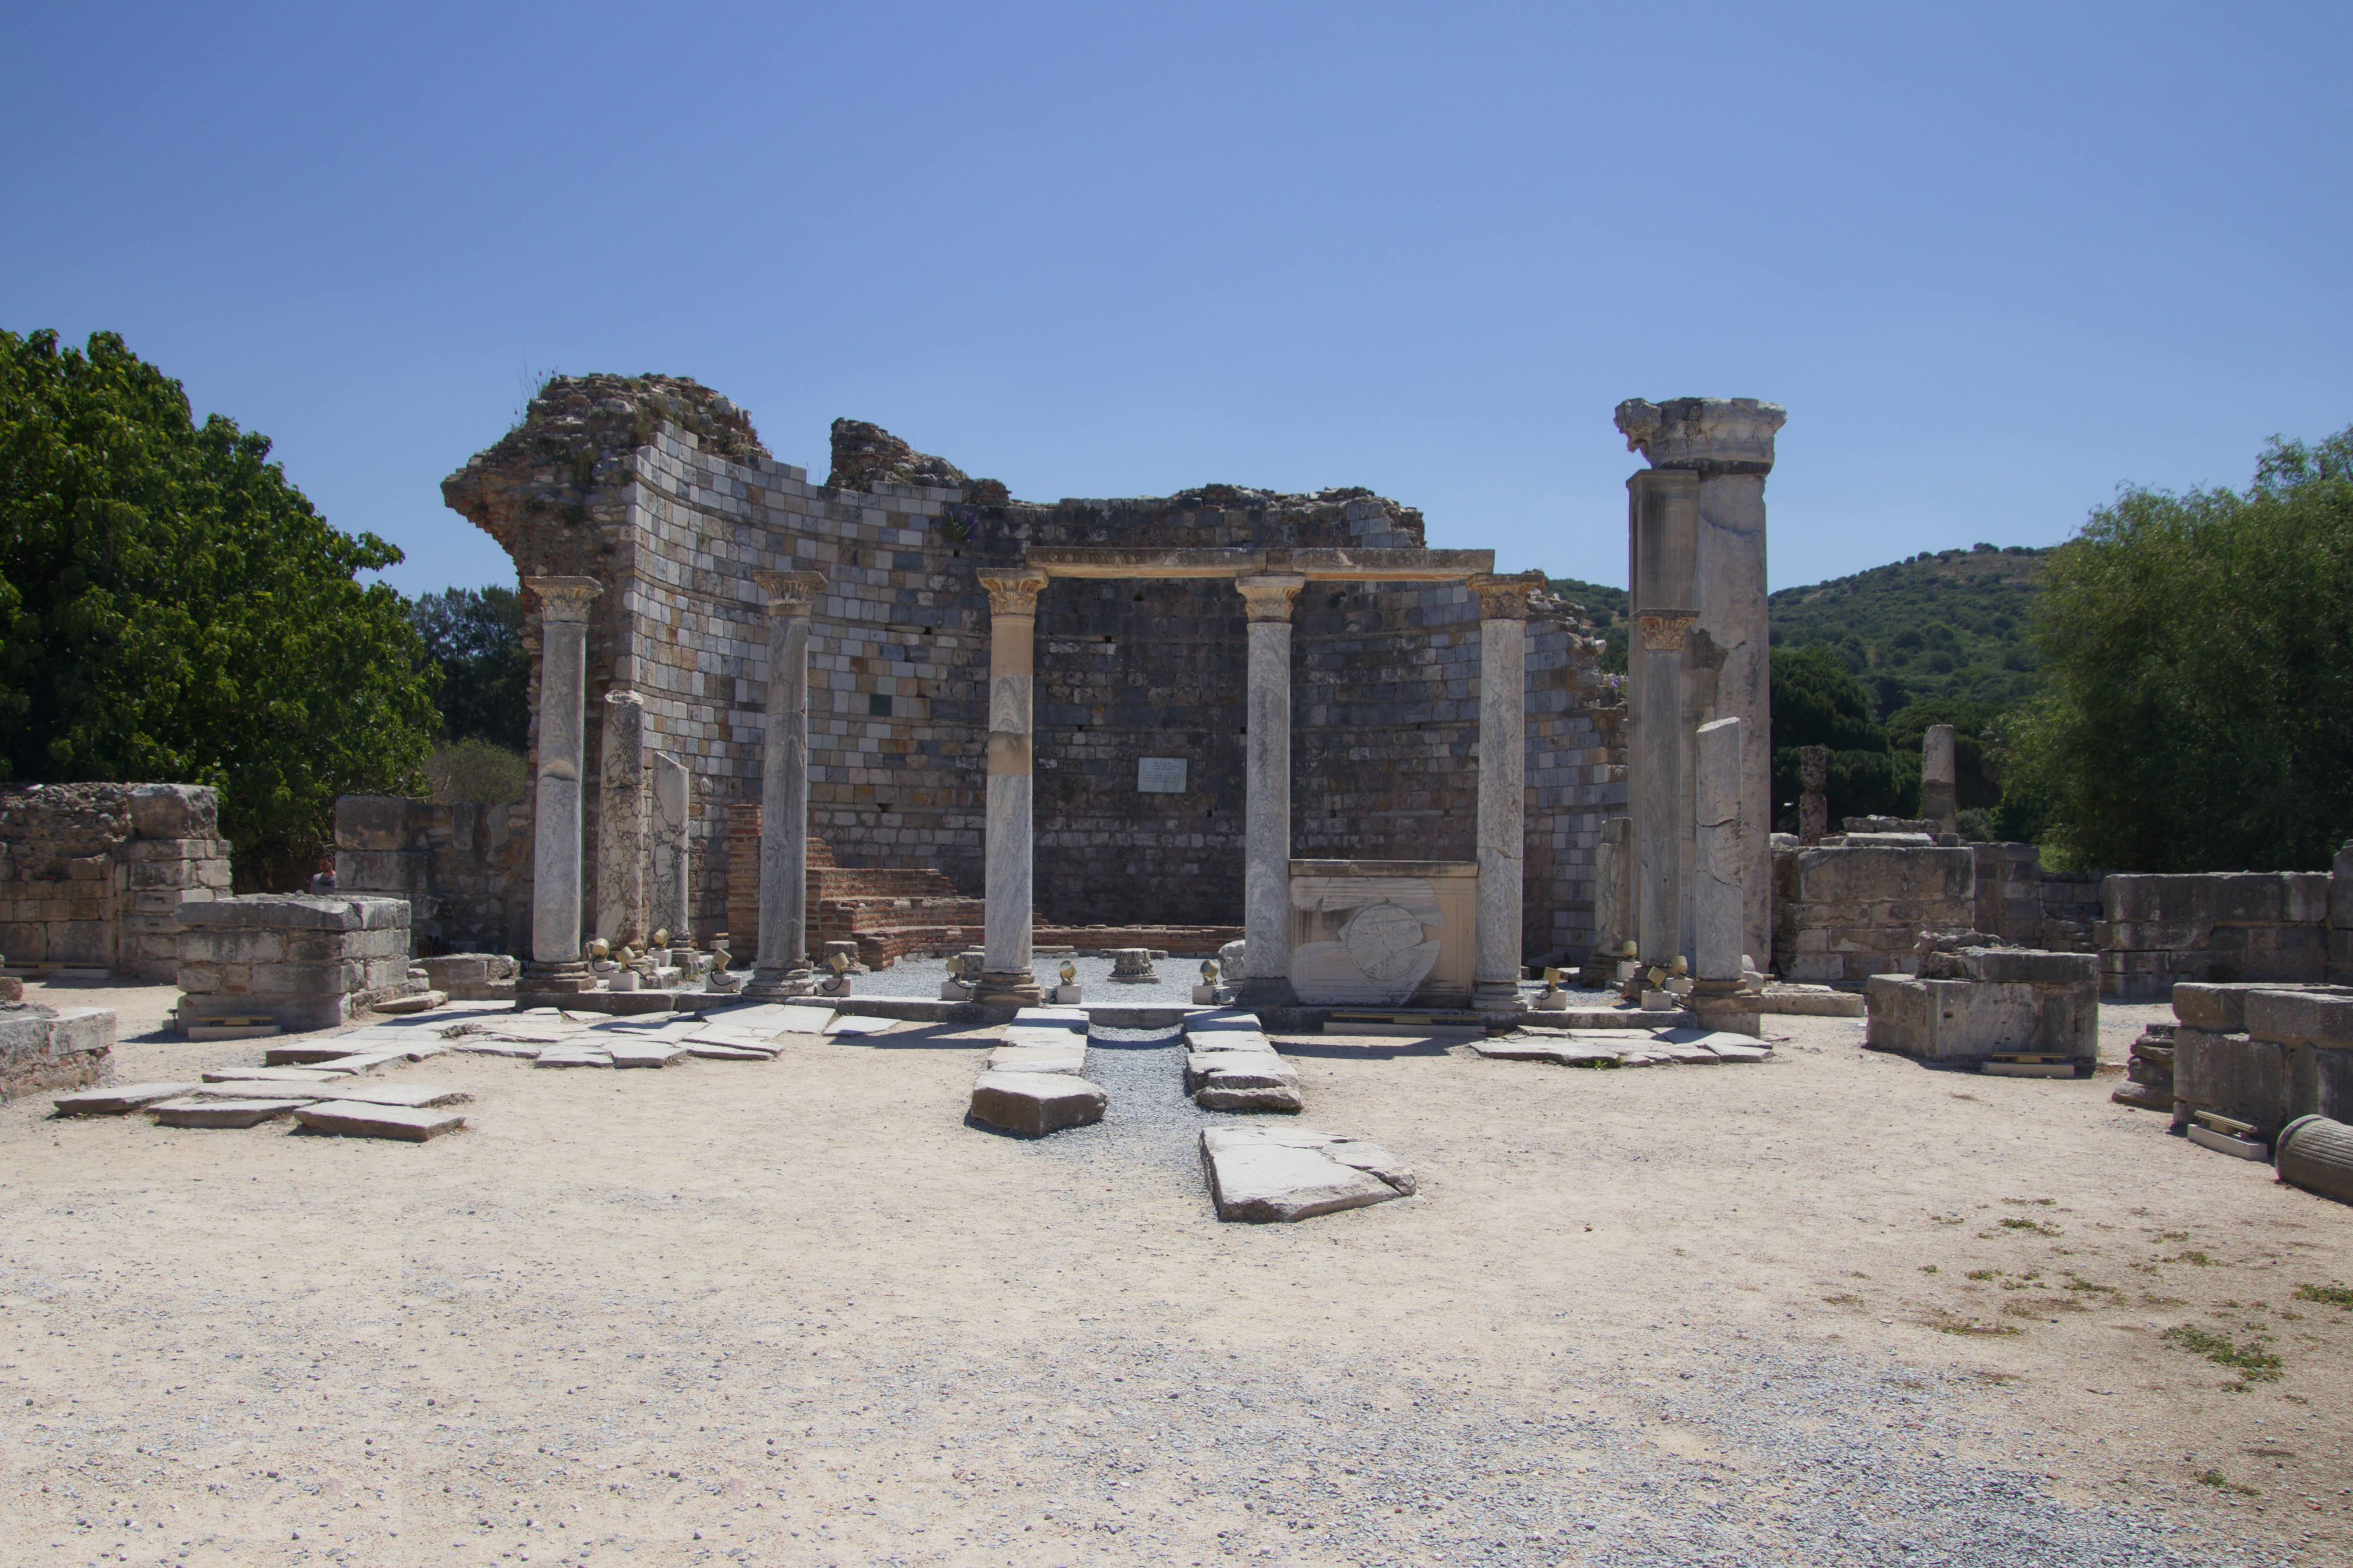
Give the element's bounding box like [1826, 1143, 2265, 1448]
[1557, 543, 2049, 720]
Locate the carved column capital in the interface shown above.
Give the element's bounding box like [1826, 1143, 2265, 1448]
[1635, 612, 1698, 651]
[976, 568, 1050, 619]
[525, 575, 603, 622]
[1614, 397, 1787, 476]
[1469, 569, 1547, 622]
[1235, 572, 1306, 623]
[752, 569, 828, 617]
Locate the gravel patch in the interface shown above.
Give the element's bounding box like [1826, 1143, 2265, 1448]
[850, 953, 1206, 1006]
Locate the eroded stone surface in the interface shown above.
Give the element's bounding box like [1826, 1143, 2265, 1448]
[51, 1082, 200, 1115]
[296, 1102, 466, 1142]
[1200, 1126, 1416, 1222]
[968, 1070, 1106, 1137]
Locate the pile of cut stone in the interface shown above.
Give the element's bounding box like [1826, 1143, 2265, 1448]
[1182, 1009, 1302, 1110]
[2113, 1021, 2175, 1112]
[966, 1007, 1105, 1137]
[1475, 1026, 1771, 1068]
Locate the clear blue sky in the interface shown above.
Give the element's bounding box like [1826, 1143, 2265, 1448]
[6, 2, 2346, 598]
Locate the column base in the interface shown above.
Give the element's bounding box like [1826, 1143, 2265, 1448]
[1685, 979, 1762, 1039]
[742, 966, 819, 1000]
[973, 969, 1045, 1006]
[1234, 975, 1297, 1009]
[1472, 979, 1529, 1022]
[521, 960, 597, 993]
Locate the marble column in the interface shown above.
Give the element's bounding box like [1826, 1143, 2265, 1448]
[1471, 570, 1544, 1016]
[746, 569, 826, 1001]
[1624, 468, 1698, 966]
[1616, 396, 1786, 970]
[1589, 815, 1632, 974]
[1798, 745, 1829, 846]
[1692, 717, 1745, 982]
[975, 568, 1049, 1007]
[595, 689, 648, 948]
[1921, 725, 1959, 832]
[523, 575, 602, 990]
[1235, 572, 1305, 1009]
[649, 751, 692, 958]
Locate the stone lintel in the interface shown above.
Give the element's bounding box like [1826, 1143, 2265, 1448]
[1023, 546, 1495, 582]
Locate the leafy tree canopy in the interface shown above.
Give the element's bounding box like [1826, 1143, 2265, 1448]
[2005, 427, 2353, 872]
[1768, 646, 1905, 829]
[0, 329, 437, 886]
[409, 585, 529, 752]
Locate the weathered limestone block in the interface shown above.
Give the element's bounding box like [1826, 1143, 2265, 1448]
[968, 1070, 1105, 1137]
[2173, 1026, 2291, 1137]
[52, 1080, 199, 1115]
[1864, 946, 2097, 1066]
[294, 1102, 466, 1141]
[175, 895, 416, 1033]
[1, 1003, 117, 1101]
[1199, 1126, 1417, 1222]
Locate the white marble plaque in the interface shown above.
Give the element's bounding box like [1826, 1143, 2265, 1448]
[1137, 757, 1187, 793]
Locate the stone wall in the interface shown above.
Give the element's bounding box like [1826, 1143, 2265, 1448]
[176, 894, 415, 1033]
[2096, 872, 2333, 1000]
[0, 1002, 115, 1102]
[1773, 840, 1975, 985]
[440, 379, 1623, 967]
[0, 783, 231, 980]
[332, 796, 533, 958]
[2171, 982, 2353, 1142]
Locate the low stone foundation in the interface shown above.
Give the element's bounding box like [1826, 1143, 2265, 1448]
[176, 895, 418, 1033]
[0, 1002, 116, 1102]
[2098, 873, 2334, 1000]
[1865, 942, 2098, 1067]
[1774, 841, 1974, 987]
[2171, 983, 2353, 1143]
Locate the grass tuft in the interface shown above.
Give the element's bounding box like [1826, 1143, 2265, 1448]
[2161, 1325, 2282, 1383]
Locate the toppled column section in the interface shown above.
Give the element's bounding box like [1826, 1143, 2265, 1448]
[175, 895, 418, 1033]
[1864, 935, 2097, 1072]
[1182, 1009, 1302, 1112]
[967, 1006, 1105, 1136]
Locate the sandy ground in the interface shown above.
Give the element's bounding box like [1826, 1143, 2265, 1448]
[1, 981, 2348, 1567]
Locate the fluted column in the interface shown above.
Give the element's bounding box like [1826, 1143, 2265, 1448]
[1235, 572, 1305, 1009]
[976, 568, 1049, 1007]
[1471, 571, 1544, 1016]
[746, 569, 826, 1000]
[524, 575, 602, 990]
[595, 688, 648, 948]
[1617, 396, 1786, 970]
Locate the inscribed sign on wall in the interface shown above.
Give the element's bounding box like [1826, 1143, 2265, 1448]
[1136, 757, 1188, 793]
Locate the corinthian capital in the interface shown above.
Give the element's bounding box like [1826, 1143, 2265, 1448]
[1234, 573, 1306, 623]
[525, 575, 603, 622]
[976, 568, 1050, 619]
[1614, 397, 1787, 476]
[1636, 612, 1698, 651]
[752, 569, 828, 616]
[1469, 569, 1548, 622]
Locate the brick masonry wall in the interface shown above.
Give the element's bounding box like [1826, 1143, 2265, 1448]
[442, 384, 1625, 968]
[0, 783, 231, 980]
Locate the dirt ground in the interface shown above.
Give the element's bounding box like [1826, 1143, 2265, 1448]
[2, 980, 2348, 1567]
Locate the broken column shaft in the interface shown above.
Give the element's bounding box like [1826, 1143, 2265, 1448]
[595, 688, 648, 948]
[746, 569, 826, 1001]
[523, 575, 602, 990]
[976, 568, 1049, 1006]
[1236, 572, 1305, 1008]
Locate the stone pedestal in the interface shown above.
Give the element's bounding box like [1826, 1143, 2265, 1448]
[976, 569, 1049, 1006]
[1617, 398, 1785, 970]
[1921, 724, 1959, 832]
[595, 689, 648, 947]
[649, 752, 692, 962]
[746, 569, 827, 1001]
[1109, 948, 1157, 984]
[1692, 716, 1745, 983]
[523, 576, 602, 990]
[1472, 571, 1544, 1016]
[1236, 573, 1305, 1007]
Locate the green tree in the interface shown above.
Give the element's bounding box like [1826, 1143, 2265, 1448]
[0, 329, 437, 888]
[1769, 646, 1905, 829]
[2005, 427, 2353, 871]
[409, 585, 529, 750]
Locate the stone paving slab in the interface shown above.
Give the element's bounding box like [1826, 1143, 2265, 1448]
[1199, 1126, 1417, 1222]
[148, 1096, 315, 1128]
[822, 1014, 908, 1037]
[968, 1070, 1106, 1137]
[200, 1066, 348, 1082]
[683, 1042, 774, 1060]
[295, 1102, 465, 1142]
[610, 1043, 691, 1068]
[532, 1049, 614, 1069]
[51, 1083, 202, 1116]
[189, 1080, 364, 1101]
[984, 1044, 1087, 1074]
[445, 1040, 542, 1058]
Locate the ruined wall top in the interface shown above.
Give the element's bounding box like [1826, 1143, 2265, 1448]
[1614, 397, 1787, 476]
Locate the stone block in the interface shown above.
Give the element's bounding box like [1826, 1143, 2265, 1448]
[178, 895, 370, 932]
[335, 795, 416, 852]
[1199, 1126, 1417, 1222]
[2290, 1045, 2353, 1125]
[1964, 948, 2099, 987]
[148, 1096, 314, 1127]
[2173, 1027, 2291, 1135]
[294, 1102, 465, 1141]
[2105, 873, 2288, 925]
[2244, 989, 2353, 1049]
[1795, 845, 1973, 906]
[968, 1070, 1106, 1137]
[51, 1082, 199, 1115]
[2099, 921, 2208, 952]
[2284, 873, 2332, 925]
